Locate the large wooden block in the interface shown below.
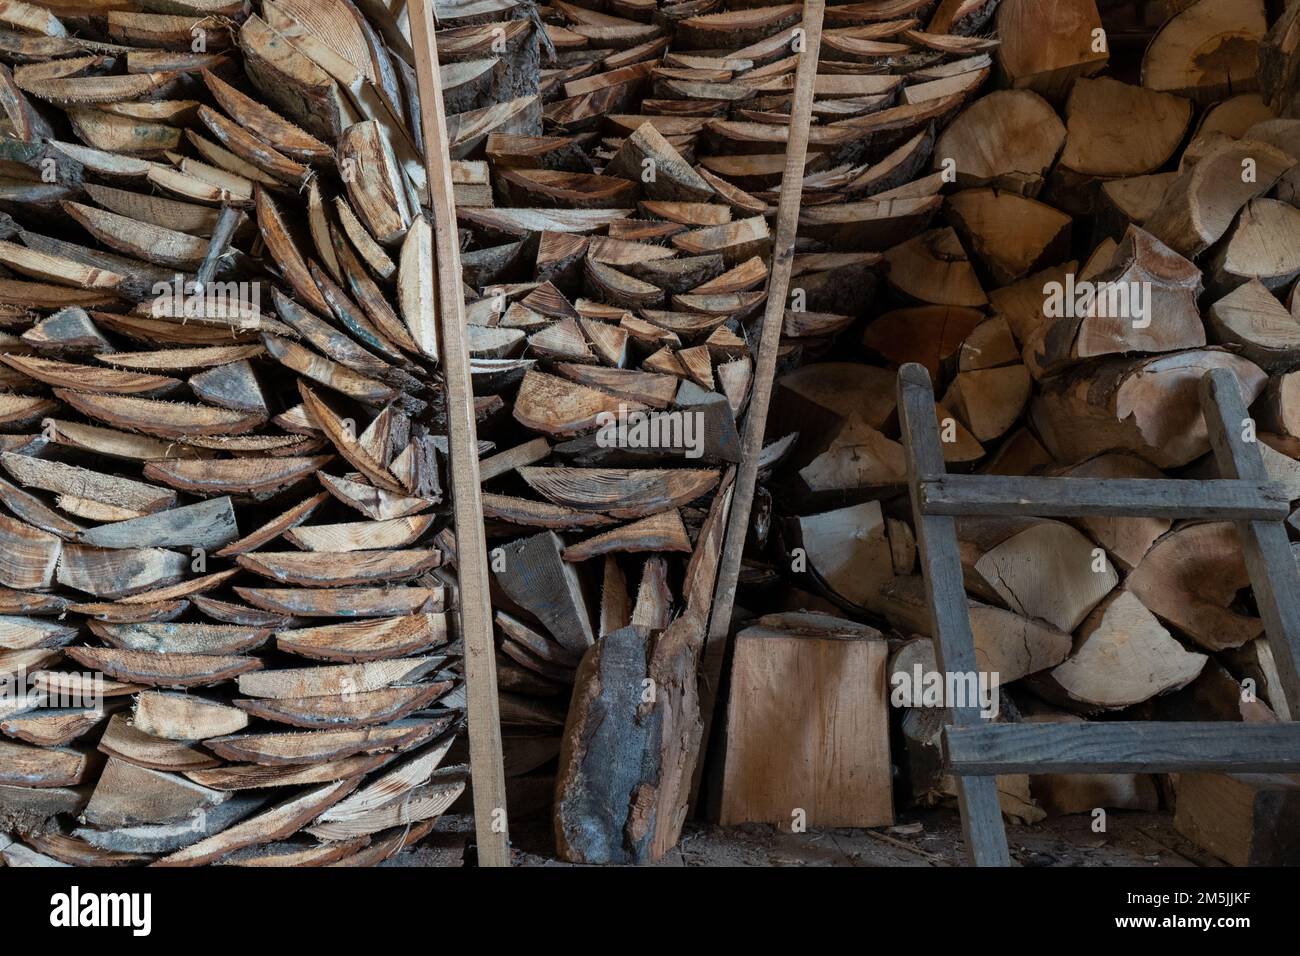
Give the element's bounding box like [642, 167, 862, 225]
[1175, 772, 1300, 866]
[720, 630, 893, 828]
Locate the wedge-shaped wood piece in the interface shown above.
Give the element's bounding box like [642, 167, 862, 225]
[63, 200, 210, 271]
[339, 119, 410, 244]
[334, 197, 395, 279]
[88, 620, 270, 655]
[18, 70, 177, 104]
[189, 360, 266, 415]
[67, 646, 262, 688]
[84, 183, 232, 237]
[114, 568, 239, 607]
[0, 615, 76, 653]
[54, 390, 264, 438]
[153, 778, 359, 867]
[95, 711, 219, 773]
[0, 739, 93, 787]
[22, 304, 114, 353]
[482, 494, 616, 531]
[283, 514, 436, 553]
[263, 335, 399, 407]
[143, 455, 331, 497]
[77, 497, 237, 551]
[1034, 590, 1207, 711]
[202, 68, 331, 164]
[2, 453, 175, 514]
[309, 768, 465, 840]
[2, 705, 114, 747]
[0, 590, 68, 616]
[309, 257, 407, 370]
[49, 139, 158, 180]
[236, 586, 442, 618]
[671, 215, 771, 265]
[494, 531, 594, 651]
[255, 186, 328, 314]
[0, 512, 60, 590]
[238, 549, 440, 587]
[184, 755, 389, 792]
[1144, 136, 1292, 258]
[134, 691, 249, 741]
[606, 121, 715, 202]
[84, 757, 229, 829]
[74, 794, 265, 855]
[562, 510, 692, 562]
[198, 104, 309, 185]
[237, 657, 442, 700]
[234, 680, 451, 730]
[206, 716, 452, 766]
[318, 473, 434, 521]
[520, 467, 720, 519]
[398, 217, 438, 361]
[46, 419, 207, 463]
[299, 383, 407, 493]
[214, 836, 371, 867]
[213, 492, 326, 557]
[316, 734, 455, 823]
[240, 12, 351, 141]
[276, 614, 448, 663]
[0, 393, 55, 426]
[513, 368, 644, 436]
[150, 160, 250, 205]
[326, 231, 421, 357]
[0, 354, 178, 396]
[500, 167, 638, 209]
[0, 239, 123, 290]
[21, 832, 148, 868]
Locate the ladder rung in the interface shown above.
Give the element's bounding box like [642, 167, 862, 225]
[944, 722, 1300, 774]
[919, 475, 1290, 520]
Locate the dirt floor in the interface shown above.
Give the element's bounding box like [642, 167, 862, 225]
[390, 808, 1227, 867]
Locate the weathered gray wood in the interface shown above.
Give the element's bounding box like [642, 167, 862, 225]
[921, 475, 1290, 520]
[896, 362, 1010, 867]
[945, 722, 1300, 774]
[1202, 367, 1300, 715]
[77, 497, 238, 551]
[195, 204, 242, 289]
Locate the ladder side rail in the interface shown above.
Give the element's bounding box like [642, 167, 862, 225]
[1201, 368, 1300, 715]
[897, 363, 1010, 867]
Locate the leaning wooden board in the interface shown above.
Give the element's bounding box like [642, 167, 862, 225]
[408, 0, 510, 869]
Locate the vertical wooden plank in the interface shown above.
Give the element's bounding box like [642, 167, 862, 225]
[695, 0, 826, 806]
[408, 0, 510, 867]
[1201, 367, 1300, 716]
[897, 363, 1011, 867]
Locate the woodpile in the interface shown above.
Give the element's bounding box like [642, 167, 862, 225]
[1, 0, 1296, 871]
[734, 0, 1300, 862]
[0, 0, 472, 867]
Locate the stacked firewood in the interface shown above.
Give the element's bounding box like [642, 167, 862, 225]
[448, 0, 1038, 859]
[738, 0, 1300, 863]
[0, 0, 469, 867]
[459, 0, 1300, 865]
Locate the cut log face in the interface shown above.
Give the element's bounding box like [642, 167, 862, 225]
[1037, 590, 1208, 711]
[1142, 0, 1267, 104]
[958, 518, 1117, 633]
[1127, 522, 1262, 652]
[720, 623, 893, 829]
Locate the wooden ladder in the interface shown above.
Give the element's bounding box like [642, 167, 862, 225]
[896, 361, 1300, 866]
